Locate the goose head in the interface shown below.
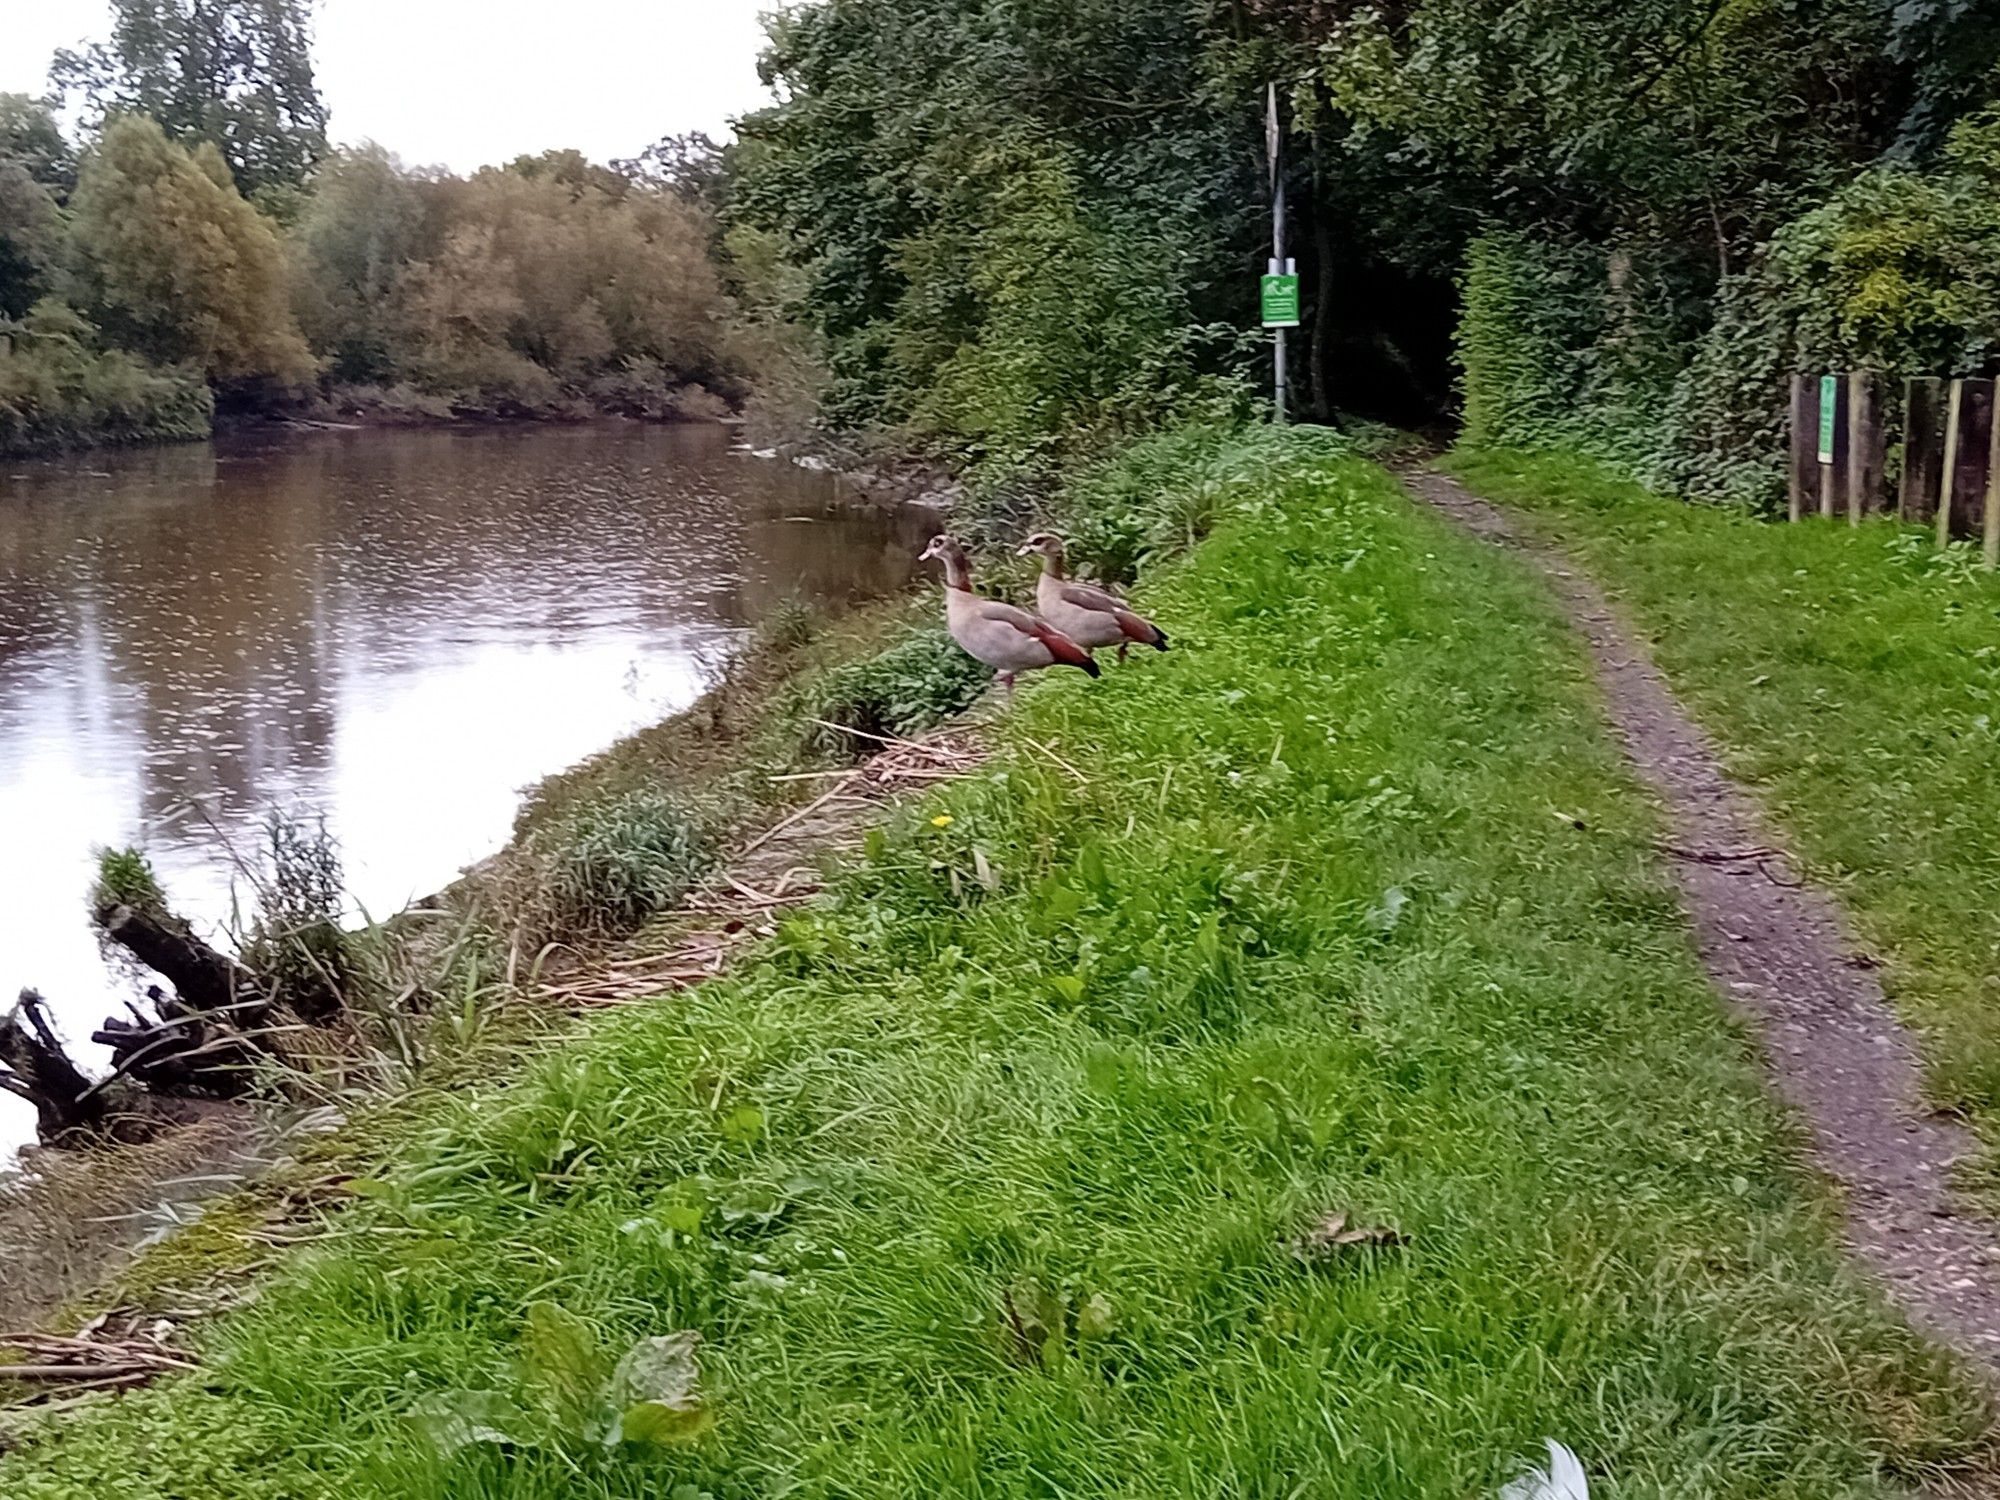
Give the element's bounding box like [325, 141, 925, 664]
[1015, 531, 1065, 561]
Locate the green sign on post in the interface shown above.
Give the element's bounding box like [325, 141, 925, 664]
[1261, 273, 1300, 329]
[1817, 374, 1838, 464]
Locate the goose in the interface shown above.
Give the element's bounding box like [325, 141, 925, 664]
[919, 534, 1100, 695]
[1016, 532, 1169, 660]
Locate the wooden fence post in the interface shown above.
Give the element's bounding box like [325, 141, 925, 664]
[1985, 393, 2000, 569]
[1788, 374, 1812, 522]
[1939, 379, 1965, 549]
[1847, 371, 1884, 522]
[1902, 377, 1946, 525]
[1941, 379, 1998, 544]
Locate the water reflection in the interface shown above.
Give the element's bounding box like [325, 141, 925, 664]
[0, 423, 927, 1148]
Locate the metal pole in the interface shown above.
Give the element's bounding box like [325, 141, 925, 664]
[1267, 83, 1286, 424]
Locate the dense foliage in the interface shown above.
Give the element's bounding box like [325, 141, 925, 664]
[0, 4, 740, 456]
[728, 0, 2000, 508]
[727, 0, 1269, 484]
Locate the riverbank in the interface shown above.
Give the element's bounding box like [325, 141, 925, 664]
[5, 430, 1991, 1496]
[0, 564, 985, 1333]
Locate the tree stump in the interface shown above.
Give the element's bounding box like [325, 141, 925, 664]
[0, 991, 107, 1144]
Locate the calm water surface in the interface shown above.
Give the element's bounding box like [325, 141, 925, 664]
[0, 423, 926, 1148]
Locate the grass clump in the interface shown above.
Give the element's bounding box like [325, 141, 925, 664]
[803, 628, 993, 757]
[240, 812, 354, 1024]
[1448, 444, 2000, 1188]
[89, 845, 168, 916]
[1, 434, 1988, 1496]
[526, 788, 720, 943]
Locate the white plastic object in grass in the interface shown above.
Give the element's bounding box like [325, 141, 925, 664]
[1499, 1440, 1589, 1500]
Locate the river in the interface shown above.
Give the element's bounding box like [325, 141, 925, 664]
[0, 422, 928, 1150]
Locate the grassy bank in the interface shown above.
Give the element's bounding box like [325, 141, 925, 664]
[4, 439, 1989, 1497]
[1447, 447, 2000, 1187]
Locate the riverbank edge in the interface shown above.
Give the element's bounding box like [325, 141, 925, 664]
[0, 460, 968, 1337]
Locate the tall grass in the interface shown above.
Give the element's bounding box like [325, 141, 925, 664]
[4, 439, 1988, 1497]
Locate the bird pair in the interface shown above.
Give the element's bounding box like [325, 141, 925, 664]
[919, 532, 1168, 695]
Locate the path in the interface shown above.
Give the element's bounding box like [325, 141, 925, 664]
[1398, 465, 2000, 1378]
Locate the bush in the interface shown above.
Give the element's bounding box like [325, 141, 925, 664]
[240, 812, 353, 1024]
[1056, 422, 1360, 581]
[529, 789, 719, 941]
[0, 299, 212, 456]
[805, 631, 994, 757]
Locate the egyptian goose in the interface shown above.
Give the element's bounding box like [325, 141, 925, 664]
[919, 534, 1100, 694]
[1016, 532, 1169, 660]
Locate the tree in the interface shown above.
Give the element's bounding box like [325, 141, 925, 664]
[0, 162, 64, 318]
[293, 145, 431, 382]
[616, 132, 729, 212]
[393, 166, 732, 406]
[0, 94, 78, 193]
[52, 0, 328, 195]
[730, 0, 1260, 450]
[68, 114, 314, 386]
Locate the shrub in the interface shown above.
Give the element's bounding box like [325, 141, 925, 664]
[89, 845, 167, 917]
[0, 299, 212, 456]
[529, 789, 719, 941]
[805, 631, 993, 758]
[240, 812, 352, 1024]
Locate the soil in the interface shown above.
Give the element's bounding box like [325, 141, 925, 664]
[1399, 465, 2000, 1380]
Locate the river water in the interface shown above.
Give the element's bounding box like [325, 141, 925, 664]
[0, 423, 927, 1150]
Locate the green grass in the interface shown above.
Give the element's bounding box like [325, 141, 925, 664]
[4, 445, 1990, 1497]
[1447, 445, 2000, 1184]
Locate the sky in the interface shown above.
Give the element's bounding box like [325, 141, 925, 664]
[0, 0, 779, 171]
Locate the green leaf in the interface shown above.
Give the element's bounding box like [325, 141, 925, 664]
[603, 1330, 709, 1447]
[1045, 973, 1087, 1007]
[407, 1389, 531, 1456]
[1042, 883, 1086, 921]
[519, 1301, 604, 1424]
[1075, 1292, 1117, 1339]
[659, 1200, 705, 1235]
[619, 1400, 716, 1445]
[719, 1103, 766, 1145]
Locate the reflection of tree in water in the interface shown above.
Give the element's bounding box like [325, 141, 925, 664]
[4, 421, 924, 852]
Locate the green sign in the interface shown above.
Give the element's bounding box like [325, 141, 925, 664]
[1261, 273, 1300, 328]
[1817, 374, 1838, 463]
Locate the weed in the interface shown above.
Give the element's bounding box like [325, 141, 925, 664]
[240, 812, 353, 1024]
[804, 630, 993, 757]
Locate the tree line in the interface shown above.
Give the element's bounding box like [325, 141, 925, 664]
[0, 0, 740, 456]
[11, 1, 2000, 497]
[723, 0, 2000, 507]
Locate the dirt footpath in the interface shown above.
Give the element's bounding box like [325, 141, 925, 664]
[1400, 465, 2000, 1380]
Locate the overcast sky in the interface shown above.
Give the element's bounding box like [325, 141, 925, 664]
[1, 0, 779, 171]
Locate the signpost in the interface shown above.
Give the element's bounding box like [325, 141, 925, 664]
[1261, 271, 1300, 329]
[1817, 373, 1838, 517]
[1265, 83, 1288, 422]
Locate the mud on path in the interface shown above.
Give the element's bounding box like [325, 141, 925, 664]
[1399, 465, 2000, 1380]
